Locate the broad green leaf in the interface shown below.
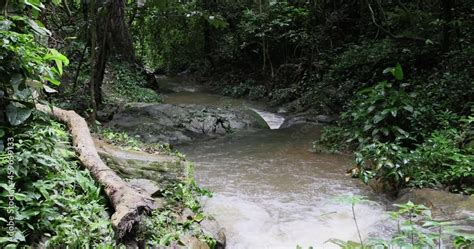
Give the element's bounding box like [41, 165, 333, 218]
[373, 114, 384, 124]
[383, 64, 404, 80]
[10, 74, 23, 92]
[393, 63, 404, 80]
[367, 105, 376, 113]
[6, 103, 33, 126]
[24, 0, 44, 11]
[27, 19, 51, 36]
[44, 49, 69, 76]
[403, 105, 414, 112]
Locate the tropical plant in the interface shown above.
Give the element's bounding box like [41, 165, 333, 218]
[1, 1, 68, 127]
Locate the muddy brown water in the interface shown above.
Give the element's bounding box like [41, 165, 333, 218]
[160, 77, 396, 248]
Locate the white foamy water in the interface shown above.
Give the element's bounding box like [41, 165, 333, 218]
[179, 126, 393, 249]
[250, 108, 286, 129]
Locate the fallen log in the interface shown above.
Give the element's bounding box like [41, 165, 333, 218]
[36, 104, 156, 240]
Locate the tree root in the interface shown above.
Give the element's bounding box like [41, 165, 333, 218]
[36, 104, 156, 240]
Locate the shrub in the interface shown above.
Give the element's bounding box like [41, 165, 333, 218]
[339, 64, 415, 147]
[320, 64, 473, 194]
[248, 85, 267, 100]
[270, 87, 297, 105]
[104, 62, 161, 104]
[408, 129, 473, 193]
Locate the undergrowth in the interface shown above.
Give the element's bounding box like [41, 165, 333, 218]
[139, 165, 216, 247]
[96, 127, 184, 158]
[103, 62, 161, 104]
[316, 64, 474, 194]
[0, 113, 114, 248]
[323, 195, 474, 249]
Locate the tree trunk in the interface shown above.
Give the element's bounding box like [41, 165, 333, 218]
[109, 0, 136, 63]
[88, 0, 98, 122]
[36, 104, 156, 240]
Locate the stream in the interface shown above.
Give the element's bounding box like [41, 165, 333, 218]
[161, 77, 395, 248]
[159, 78, 396, 248]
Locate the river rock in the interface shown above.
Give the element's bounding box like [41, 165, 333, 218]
[106, 103, 269, 144]
[396, 188, 474, 223]
[280, 111, 337, 129]
[200, 216, 226, 249]
[94, 138, 188, 189]
[180, 235, 210, 249]
[128, 178, 160, 196]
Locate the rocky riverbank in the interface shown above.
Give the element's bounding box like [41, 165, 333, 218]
[94, 136, 226, 248]
[105, 103, 269, 145]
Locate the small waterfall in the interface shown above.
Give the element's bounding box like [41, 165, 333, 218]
[250, 108, 285, 129]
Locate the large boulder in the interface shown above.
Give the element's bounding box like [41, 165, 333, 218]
[396, 188, 474, 234]
[280, 111, 337, 129]
[106, 103, 269, 144]
[94, 138, 188, 189]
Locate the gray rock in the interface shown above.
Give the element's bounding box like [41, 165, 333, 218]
[180, 235, 210, 249]
[396, 188, 474, 218]
[396, 188, 474, 234]
[128, 178, 160, 196]
[280, 112, 337, 128]
[315, 114, 337, 123]
[106, 103, 269, 145]
[200, 216, 226, 249]
[94, 138, 187, 188]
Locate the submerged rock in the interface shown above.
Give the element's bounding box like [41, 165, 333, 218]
[106, 103, 269, 144]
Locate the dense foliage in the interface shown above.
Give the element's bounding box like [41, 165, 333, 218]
[317, 64, 473, 194]
[0, 115, 114, 248]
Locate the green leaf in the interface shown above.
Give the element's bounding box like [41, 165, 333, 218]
[367, 105, 376, 113]
[44, 49, 69, 75]
[373, 114, 384, 124]
[393, 63, 404, 80]
[403, 105, 414, 112]
[27, 19, 51, 36]
[6, 103, 33, 126]
[10, 74, 23, 92]
[24, 0, 45, 11]
[383, 63, 404, 80]
[193, 213, 205, 222]
[363, 124, 373, 131]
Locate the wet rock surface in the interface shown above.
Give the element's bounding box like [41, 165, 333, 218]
[106, 103, 269, 145]
[280, 111, 337, 129]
